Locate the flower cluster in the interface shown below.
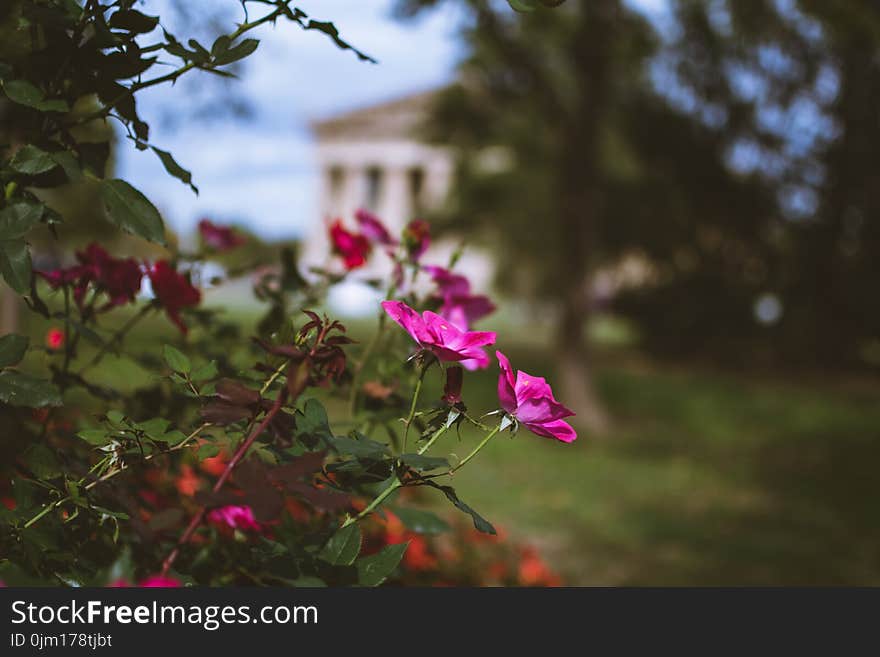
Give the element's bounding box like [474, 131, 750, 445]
[36, 221, 242, 335]
[328, 210, 430, 272]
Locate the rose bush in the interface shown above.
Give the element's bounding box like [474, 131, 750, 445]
[0, 0, 574, 587]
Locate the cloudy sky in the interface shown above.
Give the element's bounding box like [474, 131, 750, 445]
[119, 0, 665, 242]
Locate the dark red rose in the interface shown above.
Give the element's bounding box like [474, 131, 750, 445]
[148, 260, 201, 334]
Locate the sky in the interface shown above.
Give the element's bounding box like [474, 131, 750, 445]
[119, 0, 665, 243]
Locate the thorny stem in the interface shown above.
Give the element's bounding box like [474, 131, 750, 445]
[160, 388, 289, 576]
[22, 423, 212, 529]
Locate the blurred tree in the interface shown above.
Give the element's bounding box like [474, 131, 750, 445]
[395, 0, 775, 430]
[659, 1, 880, 368]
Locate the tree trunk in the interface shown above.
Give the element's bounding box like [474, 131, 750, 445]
[552, 0, 618, 436]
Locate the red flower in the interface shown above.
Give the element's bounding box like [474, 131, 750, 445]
[38, 242, 142, 310]
[401, 535, 437, 571]
[402, 220, 430, 262]
[329, 219, 371, 270]
[148, 261, 201, 334]
[198, 219, 245, 252]
[77, 244, 143, 309]
[45, 327, 64, 350]
[174, 464, 201, 497]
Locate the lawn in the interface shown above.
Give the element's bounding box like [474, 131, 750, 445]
[15, 301, 880, 585]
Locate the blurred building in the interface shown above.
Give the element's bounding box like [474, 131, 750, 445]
[303, 90, 493, 302]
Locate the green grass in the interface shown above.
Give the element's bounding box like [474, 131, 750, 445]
[419, 348, 880, 585]
[15, 302, 880, 584]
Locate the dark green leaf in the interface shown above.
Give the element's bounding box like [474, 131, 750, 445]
[0, 203, 42, 239]
[10, 145, 58, 175]
[356, 542, 408, 587]
[319, 523, 361, 566]
[51, 151, 83, 182]
[108, 9, 159, 34]
[392, 507, 451, 535]
[135, 417, 171, 437]
[100, 179, 165, 244]
[0, 239, 32, 293]
[0, 333, 28, 368]
[1, 80, 69, 112]
[23, 444, 62, 479]
[213, 38, 259, 65]
[326, 434, 390, 459]
[424, 481, 496, 535]
[507, 0, 540, 11]
[77, 429, 111, 446]
[162, 344, 191, 373]
[151, 147, 198, 194]
[305, 21, 376, 63]
[161, 430, 189, 445]
[0, 370, 62, 407]
[191, 361, 218, 382]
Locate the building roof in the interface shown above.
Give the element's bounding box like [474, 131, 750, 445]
[311, 89, 441, 142]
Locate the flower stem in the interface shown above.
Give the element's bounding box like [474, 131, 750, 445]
[402, 364, 427, 452]
[22, 423, 211, 529]
[448, 424, 502, 475]
[342, 422, 451, 528]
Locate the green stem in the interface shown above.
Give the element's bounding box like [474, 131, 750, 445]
[448, 424, 503, 475]
[402, 364, 427, 452]
[341, 422, 452, 528]
[21, 423, 211, 529]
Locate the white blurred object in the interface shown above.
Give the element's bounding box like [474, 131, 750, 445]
[327, 280, 385, 318]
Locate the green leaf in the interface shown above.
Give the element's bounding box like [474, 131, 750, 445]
[108, 9, 159, 34]
[399, 453, 449, 472]
[0, 202, 43, 239]
[327, 434, 390, 459]
[197, 442, 220, 459]
[106, 410, 126, 425]
[100, 179, 165, 244]
[356, 542, 409, 587]
[1, 80, 69, 112]
[0, 333, 28, 368]
[161, 430, 189, 445]
[191, 361, 218, 382]
[392, 507, 451, 535]
[10, 145, 58, 175]
[319, 524, 362, 566]
[135, 417, 170, 437]
[297, 398, 333, 440]
[77, 429, 111, 446]
[50, 151, 83, 182]
[424, 482, 496, 535]
[213, 37, 259, 65]
[162, 344, 191, 374]
[151, 147, 198, 194]
[0, 370, 62, 407]
[0, 239, 32, 293]
[23, 444, 62, 479]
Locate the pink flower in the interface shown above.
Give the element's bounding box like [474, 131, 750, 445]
[329, 219, 371, 270]
[199, 219, 245, 252]
[495, 351, 577, 443]
[148, 261, 201, 334]
[45, 327, 64, 350]
[424, 265, 495, 330]
[139, 575, 181, 587]
[402, 220, 430, 262]
[355, 209, 397, 247]
[206, 505, 262, 533]
[381, 300, 496, 369]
